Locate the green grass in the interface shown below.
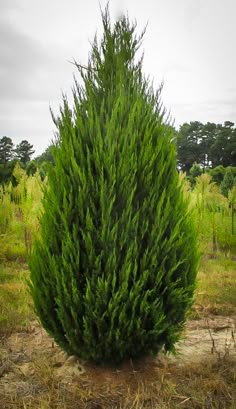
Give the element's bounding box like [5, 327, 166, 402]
[197, 211, 236, 256]
[193, 256, 236, 317]
[0, 262, 34, 334]
[0, 233, 27, 262]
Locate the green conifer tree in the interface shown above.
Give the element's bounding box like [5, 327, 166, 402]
[221, 168, 235, 197]
[189, 163, 203, 187]
[29, 8, 198, 363]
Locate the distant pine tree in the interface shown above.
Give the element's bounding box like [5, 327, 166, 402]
[29, 8, 198, 364]
[15, 140, 35, 165]
[221, 168, 235, 197]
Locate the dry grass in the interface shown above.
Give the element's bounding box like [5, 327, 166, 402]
[192, 256, 236, 318]
[0, 256, 236, 409]
[0, 346, 235, 409]
[0, 263, 34, 335]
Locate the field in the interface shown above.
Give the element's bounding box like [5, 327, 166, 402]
[0, 170, 236, 408]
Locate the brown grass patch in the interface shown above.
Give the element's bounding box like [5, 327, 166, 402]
[0, 319, 235, 409]
[0, 257, 236, 408]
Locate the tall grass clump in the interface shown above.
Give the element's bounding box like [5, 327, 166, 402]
[192, 173, 236, 256]
[29, 8, 198, 364]
[0, 164, 44, 260]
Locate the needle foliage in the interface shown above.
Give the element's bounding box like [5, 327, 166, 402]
[29, 8, 198, 363]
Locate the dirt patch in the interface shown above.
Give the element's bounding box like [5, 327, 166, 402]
[172, 316, 236, 364]
[2, 316, 235, 367]
[0, 317, 235, 408]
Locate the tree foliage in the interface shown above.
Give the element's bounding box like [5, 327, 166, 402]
[209, 165, 225, 185]
[0, 137, 35, 185]
[29, 9, 198, 364]
[189, 163, 203, 187]
[15, 140, 35, 164]
[0, 136, 16, 185]
[177, 121, 236, 172]
[0, 136, 14, 163]
[221, 168, 235, 197]
[35, 145, 55, 166]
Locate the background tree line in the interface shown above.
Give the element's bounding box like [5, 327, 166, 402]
[1, 119, 236, 196]
[177, 120, 236, 171]
[0, 137, 35, 185]
[177, 120, 236, 197]
[0, 136, 54, 185]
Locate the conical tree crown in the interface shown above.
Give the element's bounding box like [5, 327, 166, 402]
[29, 9, 198, 363]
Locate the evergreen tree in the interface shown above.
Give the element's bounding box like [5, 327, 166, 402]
[210, 123, 236, 168]
[209, 165, 225, 185]
[0, 160, 17, 186]
[29, 9, 198, 364]
[15, 140, 35, 164]
[221, 168, 235, 197]
[35, 145, 55, 166]
[0, 136, 17, 185]
[176, 121, 236, 170]
[189, 163, 203, 187]
[35, 145, 56, 180]
[26, 160, 38, 176]
[0, 136, 14, 163]
[177, 122, 204, 171]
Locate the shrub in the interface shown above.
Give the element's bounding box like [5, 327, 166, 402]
[189, 163, 203, 187]
[209, 165, 225, 185]
[29, 9, 198, 364]
[221, 168, 235, 197]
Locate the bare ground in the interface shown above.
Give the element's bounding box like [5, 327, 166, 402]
[0, 316, 235, 409]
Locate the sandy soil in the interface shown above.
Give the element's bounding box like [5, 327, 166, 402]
[0, 316, 235, 408]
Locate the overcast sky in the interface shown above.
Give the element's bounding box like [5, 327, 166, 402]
[1, 0, 236, 155]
